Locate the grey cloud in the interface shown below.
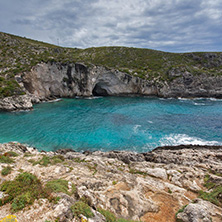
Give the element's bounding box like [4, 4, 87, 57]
[0, 0, 221, 52]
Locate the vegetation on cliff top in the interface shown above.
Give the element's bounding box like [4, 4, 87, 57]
[0, 31, 222, 97]
[0, 172, 51, 212]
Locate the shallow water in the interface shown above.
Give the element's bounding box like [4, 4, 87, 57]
[0, 97, 222, 152]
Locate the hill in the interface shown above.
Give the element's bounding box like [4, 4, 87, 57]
[1, 31, 222, 98]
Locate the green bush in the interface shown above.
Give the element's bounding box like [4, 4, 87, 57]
[0, 172, 50, 212]
[97, 208, 116, 222]
[198, 174, 222, 207]
[0, 155, 14, 163]
[71, 201, 94, 218]
[97, 208, 140, 222]
[1, 166, 12, 176]
[199, 186, 222, 207]
[5, 151, 19, 157]
[45, 179, 76, 196]
[32, 155, 64, 166]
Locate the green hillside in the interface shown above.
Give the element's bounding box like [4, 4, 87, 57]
[0, 31, 222, 98]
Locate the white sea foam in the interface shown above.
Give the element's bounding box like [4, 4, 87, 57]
[193, 102, 206, 106]
[47, 98, 62, 103]
[160, 134, 220, 146]
[208, 98, 222, 101]
[85, 96, 103, 100]
[133, 125, 141, 133]
[178, 97, 189, 101]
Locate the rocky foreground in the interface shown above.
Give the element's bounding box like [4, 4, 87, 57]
[0, 143, 221, 222]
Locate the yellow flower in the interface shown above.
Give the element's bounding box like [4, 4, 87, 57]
[0, 215, 17, 222]
[81, 217, 88, 222]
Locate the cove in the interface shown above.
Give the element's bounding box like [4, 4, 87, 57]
[0, 97, 222, 152]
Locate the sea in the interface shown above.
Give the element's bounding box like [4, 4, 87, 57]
[0, 96, 221, 152]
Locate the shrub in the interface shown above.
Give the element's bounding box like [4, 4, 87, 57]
[198, 174, 222, 207]
[71, 201, 94, 218]
[0, 172, 50, 212]
[129, 168, 147, 176]
[4, 152, 19, 157]
[45, 179, 76, 196]
[32, 155, 64, 166]
[97, 208, 140, 222]
[97, 208, 116, 222]
[1, 166, 12, 176]
[46, 179, 69, 194]
[0, 155, 14, 164]
[199, 186, 222, 207]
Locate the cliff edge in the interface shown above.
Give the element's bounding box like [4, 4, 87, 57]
[0, 32, 222, 111]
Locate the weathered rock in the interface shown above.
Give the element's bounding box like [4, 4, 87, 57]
[0, 143, 222, 221]
[0, 94, 33, 111]
[21, 62, 157, 100]
[93, 150, 145, 164]
[1, 59, 222, 112]
[146, 168, 167, 180]
[19, 61, 222, 106]
[53, 194, 76, 222]
[176, 199, 212, 222]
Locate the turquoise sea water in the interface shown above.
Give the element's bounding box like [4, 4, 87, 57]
[0, 97, 222, 152]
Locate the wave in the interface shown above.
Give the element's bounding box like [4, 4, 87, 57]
[85, 96, 103, 100]
[47, 98, 62, 103]
[207, 98, 222, 101]
[160, 134, 220, 146]
[75, 96, 103, 100]
[193, 102, 206, 106]
[133, 125, 141, 133]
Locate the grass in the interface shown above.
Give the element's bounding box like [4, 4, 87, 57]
[0, 155, 14, 164]
[1, 166, 13, 176]
[31, 155, 65, 166]
[175, 205, 187, 222]
[97, 208, 116, 222]
[198, 174, 222, 207]
[129, 168, 147, 176]
[0, 172, 51, 212]
[45, 179, 76, 196]
[199, 186, 222, 207]
[4, 151, 19, 157]
[72, 157, 87, 163]
[87, 163, 98, 175]
[112, 181, 118, 185]
[71, 201, 94, 218]
[97, 208, 140, 222]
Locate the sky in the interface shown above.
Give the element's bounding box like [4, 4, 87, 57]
[0, 0, 221, 52]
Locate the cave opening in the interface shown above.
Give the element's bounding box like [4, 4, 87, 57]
[92, 83, 109, 96]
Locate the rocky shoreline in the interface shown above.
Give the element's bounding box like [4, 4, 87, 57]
[0, 142, 221, 221]
[1, 60, 222, 111]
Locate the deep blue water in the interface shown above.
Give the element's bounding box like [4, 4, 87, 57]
[0, 97, 222, 152]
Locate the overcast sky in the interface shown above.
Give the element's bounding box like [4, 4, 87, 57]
[0, 0, 221, 52]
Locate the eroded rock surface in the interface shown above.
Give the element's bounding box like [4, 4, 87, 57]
[0, 95, 33, 111]
[1, 60, 222, 111]
[0, 143, 221, 222]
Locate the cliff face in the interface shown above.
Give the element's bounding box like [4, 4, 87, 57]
[1, 61, 222, 111]
[23, 61, 222, 98]
[21, 62, 157, 99]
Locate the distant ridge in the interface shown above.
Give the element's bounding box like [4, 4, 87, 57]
[0, 31, 222, 98]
